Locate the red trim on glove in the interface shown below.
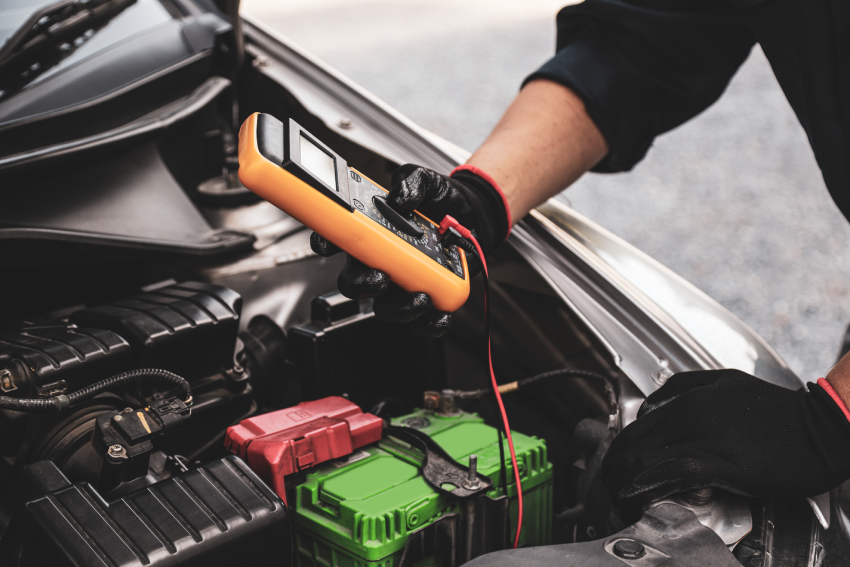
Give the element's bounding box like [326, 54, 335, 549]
[818, 377, 850, 423]
[450, 164, 512, 240]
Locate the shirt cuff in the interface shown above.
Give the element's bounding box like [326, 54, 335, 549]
[818, 377, 850, 423]
[523, 34, 657, 173]
[450, 164, 512, 240]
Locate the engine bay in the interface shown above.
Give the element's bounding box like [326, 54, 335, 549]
[0, 2, 832, 562]
[0, 270, 619, 566]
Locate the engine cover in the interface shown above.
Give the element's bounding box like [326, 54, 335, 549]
[0, 281, 243, 398]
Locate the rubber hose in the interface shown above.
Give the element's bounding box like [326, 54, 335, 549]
[0, 369, 192, 413]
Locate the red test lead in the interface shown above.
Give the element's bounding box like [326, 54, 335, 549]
[439, 214, 524, 550]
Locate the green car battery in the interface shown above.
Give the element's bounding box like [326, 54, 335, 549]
[291, 409, 553, 567]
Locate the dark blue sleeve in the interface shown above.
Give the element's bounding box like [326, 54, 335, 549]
[525, 0, 755, 173]
[742, 0, 850, 222]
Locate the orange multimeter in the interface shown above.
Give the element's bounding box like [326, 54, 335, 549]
[237, 112, 470, 312]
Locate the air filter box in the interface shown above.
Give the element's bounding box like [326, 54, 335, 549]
[291, 409, 553, 567]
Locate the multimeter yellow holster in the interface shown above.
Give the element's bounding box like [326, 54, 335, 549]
[237, 112, 470, 312]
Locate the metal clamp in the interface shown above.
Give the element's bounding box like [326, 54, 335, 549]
[385, 425, 492, 499]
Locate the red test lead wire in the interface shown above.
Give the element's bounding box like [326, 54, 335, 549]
[438, 215, 524, 549]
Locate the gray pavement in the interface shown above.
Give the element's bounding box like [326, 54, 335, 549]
[243, 0, 850, 380]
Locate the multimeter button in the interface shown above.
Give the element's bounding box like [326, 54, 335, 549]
[372, 196, 425, 238]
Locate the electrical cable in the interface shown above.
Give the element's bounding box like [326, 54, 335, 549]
[0, 368, 192, 412]
[439, 223, 508, 495]
[439, 215, 523, 549]
[482, 248, 509, 500]
[473, 233, 524, 549]
[452, 368, 618, 414]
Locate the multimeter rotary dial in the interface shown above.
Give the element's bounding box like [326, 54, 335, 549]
[348, 171, 464, 279]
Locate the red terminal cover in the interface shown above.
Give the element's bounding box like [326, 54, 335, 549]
[224, 396, 383, 504]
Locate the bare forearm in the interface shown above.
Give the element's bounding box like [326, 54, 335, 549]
[466, 79, 608, 222]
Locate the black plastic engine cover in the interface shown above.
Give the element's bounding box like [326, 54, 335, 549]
[2, 456, 291, 567]
[0, 282, 242, 398]
[0, 324, 131, 396]
[69, 281, 242, 381]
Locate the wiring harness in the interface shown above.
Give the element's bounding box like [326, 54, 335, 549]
[0, 368, 192, 412]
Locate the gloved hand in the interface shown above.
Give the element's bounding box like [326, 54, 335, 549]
[311, 163, 511, 338]
[601, 369, 850, 509]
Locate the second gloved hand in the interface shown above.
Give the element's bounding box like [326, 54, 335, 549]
[311, 163, 511, 338]
[600, 369, 850, 509]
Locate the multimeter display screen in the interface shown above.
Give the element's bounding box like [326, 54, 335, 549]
[300, 134, 337, 190]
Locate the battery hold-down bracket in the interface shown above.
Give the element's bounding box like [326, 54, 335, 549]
[385, 425, 492, 499]
[224, 396, 383, 504]
[385, 425, 507, 567]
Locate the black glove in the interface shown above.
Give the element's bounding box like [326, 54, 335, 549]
[601, 369, 850, 509]
[311, 164, 510, 338]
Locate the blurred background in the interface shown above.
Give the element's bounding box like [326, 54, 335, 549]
[242, 0, 850, 381]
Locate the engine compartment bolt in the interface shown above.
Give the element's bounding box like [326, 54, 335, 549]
[651, 367, 674, 386]
[107, 444, 127, 460]
[463, 454, 480, 490]
[613, 539, 645, 559]
[338, 117, 353, 130]
[113, 415, 123, 422]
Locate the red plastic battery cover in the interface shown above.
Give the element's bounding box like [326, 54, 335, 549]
[224, 396, 383, 504]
